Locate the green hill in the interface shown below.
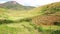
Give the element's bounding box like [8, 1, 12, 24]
[32, 2, 60, 25]
[0, 1, 35, 11]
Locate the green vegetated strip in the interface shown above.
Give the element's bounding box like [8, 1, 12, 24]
[0, 22, 40, 34]
[0, 17, 60, 34]
[0, 25, 19, 34]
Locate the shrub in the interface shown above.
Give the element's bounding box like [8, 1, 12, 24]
[0, 19, 14, 24]
[51, 30, 60, 34]
[54, 22, 60, 26]
[19, 18, 32, 22]
[37, 26, 43, 32]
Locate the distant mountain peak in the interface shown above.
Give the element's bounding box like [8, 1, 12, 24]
[0, 1, 35, 10]
[5, 1, 18, 4]
[9, 1, 17, 4]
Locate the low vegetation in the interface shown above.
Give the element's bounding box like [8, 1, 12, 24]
[0, 2, 60, 34]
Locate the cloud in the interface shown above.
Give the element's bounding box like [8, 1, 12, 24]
[14, 0, 60, 6]
[0, 0, 60, 6]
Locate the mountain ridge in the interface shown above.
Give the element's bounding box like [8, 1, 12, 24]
[0, 1, 35, 10]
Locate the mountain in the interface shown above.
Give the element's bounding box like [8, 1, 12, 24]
[0, 1, 35, 10]
[32, 2, 60, 25]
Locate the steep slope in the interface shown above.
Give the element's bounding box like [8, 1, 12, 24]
[32, 2, 60, 25]
[0, 1, 35, 10]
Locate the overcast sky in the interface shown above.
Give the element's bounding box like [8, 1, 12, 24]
[0, 0, 60, 7]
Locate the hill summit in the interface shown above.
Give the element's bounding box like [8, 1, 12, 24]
[0, 1, 35, 10]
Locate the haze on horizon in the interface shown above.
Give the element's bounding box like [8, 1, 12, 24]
[0, 0, 60, 7]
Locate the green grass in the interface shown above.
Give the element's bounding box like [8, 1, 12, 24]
[0, 10, 60, 34]
[51, 30, 60, 34]
[0, 21, 60, 34]
[0, 2, 60, 34]
[0, 8, 41, 34]
[0, 8, 42, 20]
[0, 21, 40, 34]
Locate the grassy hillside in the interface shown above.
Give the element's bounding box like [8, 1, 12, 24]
[0, 8, 41, 34]
[32, 2, 60, 34]
[0, 2, 60, 34]
[32, 2, 60, 25]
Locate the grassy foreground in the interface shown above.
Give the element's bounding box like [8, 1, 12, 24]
[0, 21, 60, 34]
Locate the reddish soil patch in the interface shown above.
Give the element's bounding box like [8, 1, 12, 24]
[32, 15, 60, 25]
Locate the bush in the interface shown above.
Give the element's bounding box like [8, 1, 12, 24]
[19, 18, 32, 22]
[54, 22, 60, 26]
[0, 19, 14, 24]
[37, 26, 43, 32]
[51, 30, 60, 34]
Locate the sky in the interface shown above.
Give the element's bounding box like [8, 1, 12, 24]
[0, 0, 60, 7]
